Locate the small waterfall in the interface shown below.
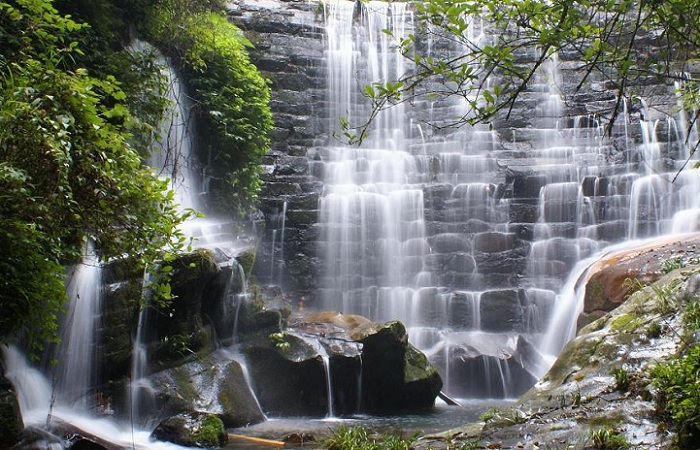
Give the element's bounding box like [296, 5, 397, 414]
[129, 271, 156, 428]
[231, 260, 249, 337]
[320, 354, 335, 418]
[149, 53, 200, 212]
[55, 241, 102, 412]
[2, 346, 52, 426]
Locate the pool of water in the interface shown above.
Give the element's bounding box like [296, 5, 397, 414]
[227, 399, 513, 448]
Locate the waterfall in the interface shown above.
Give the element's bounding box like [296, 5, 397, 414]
[310, 1, 700, 400]
[148, 50, 201, 212]
[129, 298, 156, 428]
[55, 241, 102, 412]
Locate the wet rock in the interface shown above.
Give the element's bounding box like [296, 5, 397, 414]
[582, 235, 700, 321]
[473, 232, 519, 253]
[145, 352, 265, 429]
[152, 412, 228, 448]
[0, 370, 21, 448]
[146, 250, 222, 372]
[414, 259, 698, 450]
[243, 312, 441, 416]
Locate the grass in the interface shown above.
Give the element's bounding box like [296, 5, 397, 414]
[324, 425, 414, 450]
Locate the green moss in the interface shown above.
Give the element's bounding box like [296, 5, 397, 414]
[169, 366, 200, 404]
[609, 313, 642, 333]
[171, 250, 219, 286]
[590, 426, 629, 449]
[236, 250, 257, 278]
[404, 345, 438, 383]
[193, 415, 225, 447]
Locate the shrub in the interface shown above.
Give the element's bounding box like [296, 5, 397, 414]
[652, 346, 700, 448]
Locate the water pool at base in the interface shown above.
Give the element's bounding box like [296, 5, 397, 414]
[227, 399, 513, 448]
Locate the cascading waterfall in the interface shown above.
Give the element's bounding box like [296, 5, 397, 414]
[312, 0, 700, 400]
[54, 241, 103, 412]
[1, 40, 258, 447]
[129, 276, 156, 429]
[318, 0, 428, 326]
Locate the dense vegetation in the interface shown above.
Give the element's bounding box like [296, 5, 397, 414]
[141, 0, 273, 212]
[0, 0, 271, 354]
[653, 294, 700, 449]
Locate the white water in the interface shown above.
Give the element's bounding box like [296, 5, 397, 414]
[312, 0, 700, 400]
[3, 345, 190, 449]
[55, 242, 102, 411]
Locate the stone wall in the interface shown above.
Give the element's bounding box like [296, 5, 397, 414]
[229, 0, 326, 295]
[230, 0, 679, 300]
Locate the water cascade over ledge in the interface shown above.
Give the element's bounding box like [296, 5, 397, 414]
[255, 0, 700, 401]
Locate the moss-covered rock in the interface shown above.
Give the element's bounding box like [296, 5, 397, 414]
[151, 412, 227, 448]
[146, 353, 265, 430]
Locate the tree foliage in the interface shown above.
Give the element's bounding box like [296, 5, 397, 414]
[143, 0, 273, 213]
[0, 0, 190, 354]
[367, 0, 700, 137]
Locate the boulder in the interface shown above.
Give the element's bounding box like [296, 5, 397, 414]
[242, 312, 442, 416]
[146, 250, 223, 372]
[151, 412, 227, 448]
[582, 235, 700, 322]
[319, 314, 443, 413]
[144, 352, 265, 429]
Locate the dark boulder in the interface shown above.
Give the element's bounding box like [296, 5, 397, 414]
[144, 352, 266, 429]
[242, 312, 441, 416]
[0, 370, 22, 448]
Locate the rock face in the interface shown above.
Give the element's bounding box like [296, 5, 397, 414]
[152, 412, 228, 448]
[228, 0, 694, 402]
[144, 352, 266, 428]
[96, 248, 259, 426]
[580, 235, 700, 327]
[242, 311, 442, 416]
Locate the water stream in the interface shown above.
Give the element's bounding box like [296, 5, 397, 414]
[54, 241, 103, 411]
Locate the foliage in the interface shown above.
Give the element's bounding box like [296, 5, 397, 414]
[323, 425, 414, 450]
[611, 367, 629, 392]
[144, 0, 273, 214]
[646, 321, 663, 339]
[590, 426, 630, 450]
[269, 332, 291, 350]
[652, 346, 700, 448]
[683, 295, 700, 334]
[0, 0, 191, 353]
[363, 0, 700, 141]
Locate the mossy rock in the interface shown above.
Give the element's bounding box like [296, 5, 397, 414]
[235, 249, 257, 278]
[171, 249, 220, 287]
[151, 412, 227, 448]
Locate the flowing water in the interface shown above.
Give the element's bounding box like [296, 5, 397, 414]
[54, 241, 103, 411]
[6, 2, 700, 447]
[311, 0, 700, 400]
